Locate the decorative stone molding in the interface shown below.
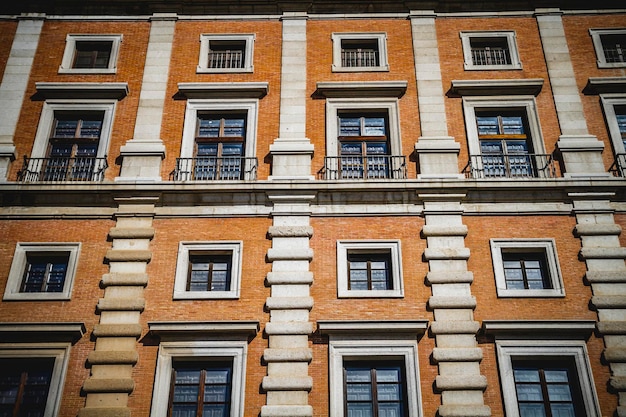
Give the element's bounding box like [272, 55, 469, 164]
[176, 82, 269, 99]
[92, 324, 143, 338]
[426, 271, 474, 284]
[482, 320, 596, 338]
[265, 296, 314, 310]
[318, 320, 428, 335]
[262, 376, 313, 391]
[449, 78, 543, 96]
[87, 351, 139, 365]
[263, 348, 312, 362]
[421, 225, 469, 237]
[34, 82, 129, 100]
[107, 227, 155, 239]
[101, 273, 149, 287]
[266, 248, 314, 261]
[266, 271, 314, 285]
[96, 298, 145, 311]
[428, 296, 477, 309]
[267, 225, 314, 238]
[423, 247, 471, 260]
[0, 322, 85, 343]
[435, 375, 488, 391]
[585, 270, 626, 283]
[104, 249, 152, 262]
[148, 321, 260, 339]
[580, 247, 626, 259]
[430, 320, 480, 335]
[574, 223, 622, 236]
[313, 81, 408, 98]
[432, 347, 483, 363]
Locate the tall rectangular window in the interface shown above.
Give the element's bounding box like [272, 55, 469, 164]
[0, 358, 54, 417]
[339, 113, 390, 179]
[344, 361, 407, 417]
[170, 360, 233, 417]
[194, 113, 246, 180]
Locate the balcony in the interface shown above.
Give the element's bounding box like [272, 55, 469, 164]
[17, 156, 108, 182]
[610, 153, 626, 177]
[464, 153, 558, 179]
[170, 157, 258, 181]
[320, 155, 407, 180]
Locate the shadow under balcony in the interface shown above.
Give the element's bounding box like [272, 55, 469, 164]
[17, 156, 108, 182]
[170, 157, 258, 181]
[319, 155, 407, 180]
[463, 153, 558, 179]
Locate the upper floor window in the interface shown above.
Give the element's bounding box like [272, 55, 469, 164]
[600, 95, 626, 176]
[460, 31, 521, 70]
[0, 358, 54, 416]
[59, 34, 122, 74]
[332, 33, 389, 72]
[590, 29, 626, 68]
[338, 112, 390, 179]
[345, 361, 408, 417]
[188, 253, 232, 292]
[198, 34, 255, 73]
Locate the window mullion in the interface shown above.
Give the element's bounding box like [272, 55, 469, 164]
[371, 368, 379, 417]
[538, 368, 553, 417]
[197, 368, 206, 417]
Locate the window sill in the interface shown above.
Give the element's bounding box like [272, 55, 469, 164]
[332, 65, 389, 72]
[58, 68, 117, 74]
[496, 289, 565, 298]
[196, 67, 253, 74]
[463, 64, 522, 71]
[173, 291, 239, 300]
[338, 290, 404, 298]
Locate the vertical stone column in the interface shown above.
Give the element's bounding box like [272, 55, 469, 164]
[268, 12, 314, 180]
[574, 197, 626, 417]
[0, 14, 44, 181]
[535, 9, 608, 177]
[422, 199, 491, 417]
[79, 197, 156, 417]
[261, 193, 314, 417]
[117, 13, 174, 181]
[410, 11, 461, 179]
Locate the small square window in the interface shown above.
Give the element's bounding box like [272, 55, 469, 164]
[460, 31, 521, 70]
[332, 33, 389, 72]
[59, 35, 122, 74]
[337, 241, 403, 298]
[3, 243, 80, 301]
[590, 29, 626, 68]
[490, 239, 564, 298]
[198, 34, 255, 73]
[174, 242, 242, 300]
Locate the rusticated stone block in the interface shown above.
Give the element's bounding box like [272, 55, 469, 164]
[432, 347, 483, 363]
[78, 408, 131, 417]
[260, 405, 313, 417]
[262, 376, 313, 391]
[108, 227, 155, 239]
[598, 321, 626, 334]
[268, 226, 313, 238]
[87, 350, 139, 365]
[265, 296, 313, 310]
[574, 223, 622, 236]
[421, 225, 468, 237]
[93, 324, 142, 338]
[438, 404, 491, 417]
[263, 348, 312, 363]
[428, 296, 477, 309]
[101, 273, 149, 287]
[82, 378, 134, 393]
[430, 320, 480, 335]
[426, 271, 474, 285]
[435, 375, 488, 391]
[265, 322, 314, 335]
[105, 249, 152, 263]
[97, 298, 145, 312]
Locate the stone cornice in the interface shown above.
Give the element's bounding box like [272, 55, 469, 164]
[148, 321, 260, 340]
[176, 82, 269, 99]
[448, 78, 544, 97]
[314, 81, 407, 98]
[482, 320, 596, 339]
[583, 76, 626, 94]
[318, 320, 428, 334]
[0, 322, 86, 343]
[34, 82, 129, 100]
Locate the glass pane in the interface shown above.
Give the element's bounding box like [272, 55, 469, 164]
[173, 385, 199, 402]
[376, 369, 400, 383]
[480, 140, 503, 153]
[349, 270, 368, 281]
[377, 384, 400, 401]
[516, 384, 543, 401]
[171, 404, 197, 417]
[176, 370, 201, 384]
[504, 269, 523, 280]
[341, 142, 363, 155]
[506, 280, 525, 289]
[363, 118, 385, 136]
[547, 384, 572, 402]
[515, 369, 540, 382]
[378, 403, 402, 417]
[79, 120, 102, 138]
[340, 118, 361, 136]
[366, 142, 388, 154]
[347, 384, 372, 401]
[206, 368, 230, 384]
[477, 117, 499, 135]
[347, 403, 373, 417]
[346, 369, 371, 383]
[518, 403, 547, 417]
[203, 404, 228, 417]
[617, 114, 626, 134]
[544, 370, 569, 383]
[222, 143, 244, 156]
[502, 116, 525, 135]
[550, 404, 576, 417]
[54, 120, 78, 137]
[198, 119, 221, 137]
[197, 143, 219, 155]
[506, 140, 528, 153]
[204, 385, 228, 402]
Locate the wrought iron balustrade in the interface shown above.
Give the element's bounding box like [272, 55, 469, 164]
[464, 153, 557, 179]
[171, 157, 258, 181]
[341, 50, 379, 67]
[471, 48, 511, 65]
[208, 50, 244, 69]
[321, 155, 406, 180]
[17, 155, 108, 182]
[610, 153, 626, 177]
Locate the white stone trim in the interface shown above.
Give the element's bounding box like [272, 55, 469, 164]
[336, 240, 403, 298]
[460, 30, 522, 70]
[325, 98, 402, 158]
[600, 94, 626, 154]
[0, 342, 72, 417]
[173, 241, 243, 299]
[149, 340, 248, 417]
[589, 28, 626, 68]
[328, 335, 423, 417]
[495, 339, 601, 417]
[331, 32, 389, 72]
[490, 238, 564, 297]
[3, 242, 81, 301]
[198, 33, 255, 73]
[59, 34, 122, 74]
[180, 99, 259, 161]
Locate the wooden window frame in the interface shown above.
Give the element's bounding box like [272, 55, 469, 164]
[347, 251, 393, 291]
[187, 253, 233, 292]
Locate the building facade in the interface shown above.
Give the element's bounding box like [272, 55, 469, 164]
[0, 1, 625, 416]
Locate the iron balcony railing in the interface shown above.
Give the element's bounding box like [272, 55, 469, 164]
[471, 48, 511, 66]
[171, 157, 258, 181]
[603, 46, 625, 63]
[464, 153, 558, 179]
[610, 153, 626, 177]
[321, 155, 407, 180]
[341, 50, 379, 67]
[17, 155, 108, 182]
[208, 50, 244, 69]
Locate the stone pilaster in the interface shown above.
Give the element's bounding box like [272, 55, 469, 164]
[117, 14, 174, 181]
[261, 193, 314, 417]
[423, 199, 491, 417]
[410, 11, 461, 179]
[79, 197, 156, 417]
[535, 9, 608, 177]
[574, 197, 626, 417]
[0, 14, 44, 181]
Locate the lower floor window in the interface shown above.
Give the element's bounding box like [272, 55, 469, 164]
[170, 360, 233, 417]
[0, 358, 54, 417]
[344, 361, 407, 417]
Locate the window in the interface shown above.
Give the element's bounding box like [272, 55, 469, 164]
[176, 100, 259, 181]
[462, 97, 548, 179]
[490, 239, 564, 298]
[337, 241, 403, 298]
[600, 95, 626, 175]
[59, 34, 122, 74]
[332, 33, 389, 72]
[344, 361, 407, 417]
[174, 242, 242, 299]
[198, 34, 255, 73]
[590, 29, 626, 68]
[3, 243, 80, 301]
[460, 31, 521, 70]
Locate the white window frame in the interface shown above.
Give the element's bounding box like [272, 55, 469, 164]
[328, 336, 422, 417]
[337, 240, 403, 298]
[59, 34, 122, 74]
[198, 34, 255, 73]
[3, 242, 80, 301]
[332, 32, 389, 72]
[149, 340, 248, 417]
[180, 99, 258, 161]
[326, 98, 401, 159]
[490, 239, 564, 298]
[589, 28, 626, 69]
[174, 241, 243, 300]
[600, 94, 626, 154]
[0, 342, 71, 417]
[460, 31, 522, 71]
[496, 339, 601, 417]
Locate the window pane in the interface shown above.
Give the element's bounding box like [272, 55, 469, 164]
[173, 385, 199, 402]
[547, 384, 573, 402]
[203, 404, 229, 417]
[363, 118, 385, 136]
[347, 403, 374, 417]
[198, 119, 221, 137]
[480, 140, 503, 153]
[516, 384, 543, 401]
[502, 117, 524, 135]
[515, 369, 540, 382]
[378, 403, 402, 417]
[376, 369, 400, 383]
[518, 403, 547, 417]
[377, 384, 401, 401]
[175, 370, 201, 384]
[222, 119, 245, 137]
[221, 143, 244, 156]
[54, 120, 79, 138]
[205, 369, 230, 384]
[544, 370, 569, 383]
[340, 118, 361, 136]
[550, 404, 576, 417]
[171, 405, 197, 417]
[477, 117, 499, 135]
[347, 384, 373, 401]
[346, 369, 371, 383]
[204, 385, 228, 402]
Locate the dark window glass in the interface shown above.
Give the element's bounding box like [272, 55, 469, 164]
[188, 254, 232, 292]
[338, 113, 390, 179]
[502, 251, 551, 290]
[20, 252, 69, 293]
[344, 361, 407, 417]
[73, 41, 113, 69]
[0, 358, 54, 417]
[616, 105, 626, 148]
[347, 252, 392, 291]
[170, 361, 232, 417]
[601, 33, 626, 63]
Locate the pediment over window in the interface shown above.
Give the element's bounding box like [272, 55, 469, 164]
[482, 320, 596, 339]
[177, 82, 269, 99]
[448, 78, 544, 97]
[583, 76, 626, 94]
[34, 82, 129, 100]
[314, 81, 407, 98]
[318, 320, 428, 335]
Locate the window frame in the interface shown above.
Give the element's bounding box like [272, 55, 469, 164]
[600, 94, 626, 155]
[59, 34, 122, 74]
[0, 343, 71, 417]
[496, 339, 601, 417]
[149, 340, 247, 417]
[3, 243, 80, 301]
[173, 241, 243, 300]
[198, 34, 255, 73]
[490, 239, 564, 298]
[589, 28, 626, 68]
[460, 31, 521, 71]
[332, 33, 389, 72]
[337, 240, 403, 298]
